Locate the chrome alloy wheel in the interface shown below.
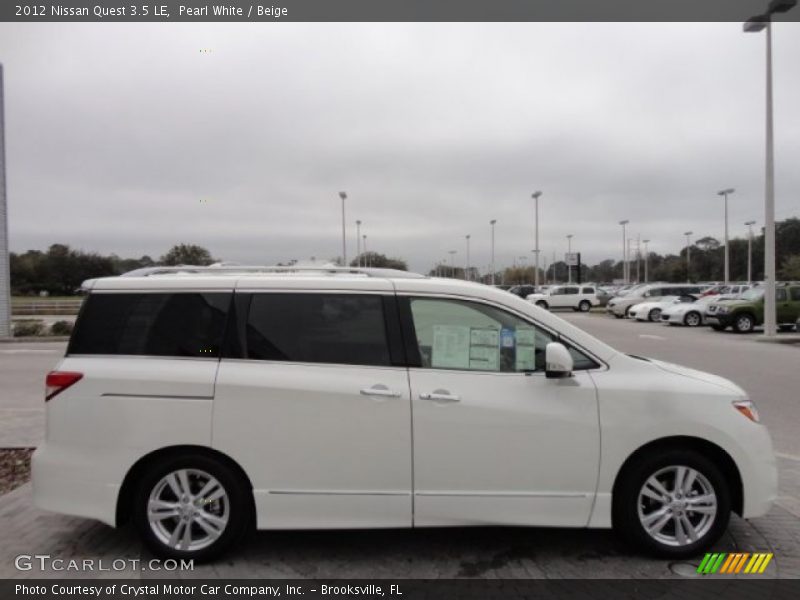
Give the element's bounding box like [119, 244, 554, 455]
[148, 468, 230, 552]
[637, 465, 717, 547]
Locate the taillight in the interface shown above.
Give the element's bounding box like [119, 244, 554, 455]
[45, 371, 83, 401]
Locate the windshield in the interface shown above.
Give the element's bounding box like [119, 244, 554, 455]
[740, 288, 764, 301]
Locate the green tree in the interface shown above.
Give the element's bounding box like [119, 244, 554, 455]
[160, 244, 215, 266]
[350, 252, 407, 271]
[779, 255, 800, 281]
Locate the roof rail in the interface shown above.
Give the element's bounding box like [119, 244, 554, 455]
[119, 265, 426, 279]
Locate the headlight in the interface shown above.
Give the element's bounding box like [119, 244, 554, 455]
[733, 400, 759, 423]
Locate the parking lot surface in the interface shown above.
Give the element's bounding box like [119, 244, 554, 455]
[1, 315, 799, 579]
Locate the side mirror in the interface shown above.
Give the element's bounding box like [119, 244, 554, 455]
[545, 342, 573, 379]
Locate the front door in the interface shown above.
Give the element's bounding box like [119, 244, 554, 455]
[213, 290, 412, 529]
[402, 296, 600, 527]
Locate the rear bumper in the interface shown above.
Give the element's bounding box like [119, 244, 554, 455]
[32, 444, 120, 527]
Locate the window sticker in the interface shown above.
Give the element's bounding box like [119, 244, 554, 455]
[431, 325, 471, 368]
[500, 327, 516, 348]
[469, 326, 501, 371]
[515, 326, 536, 371]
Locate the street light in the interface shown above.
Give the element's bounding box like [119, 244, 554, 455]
[619, 220, 629, 284]
[356, 220, 362, 267]
[642, 239, 650, 283]
[0, 64, 9, 338]
[744, 0, 796, 336]
[465, 234, 471, 281]
[566, 234, 573, 284]
[490, 219, 497, 285]
[338, 191, 347, 266]
[684, 231, 693, 283]
[362, 234, 368, 267]
[745, 221, 757, 284]
[532, 191, 542, 289]
[717, 188, 735, 284]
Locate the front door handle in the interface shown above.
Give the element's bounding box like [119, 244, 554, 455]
[360, 385, 401, 398]
[419, 391, 461, 403]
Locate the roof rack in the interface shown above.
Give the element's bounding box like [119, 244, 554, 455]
[118, 265, 426, 279]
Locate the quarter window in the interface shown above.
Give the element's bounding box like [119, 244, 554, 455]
[245, 294, 392, 367]
[68, 293, 231, 358]
[407, 297, 596, 373]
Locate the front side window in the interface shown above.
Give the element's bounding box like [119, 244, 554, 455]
[245, 293, 392, 367]
[564, 287, 580, 295]
[408, 297, 596, 373]
[68, 292, 231, 357]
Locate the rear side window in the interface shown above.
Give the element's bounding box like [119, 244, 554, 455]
[791, 287, 800, 301]
[69, 293, 231, 358]
[582, 287, 595, 294]
[245, 293, 392, 367]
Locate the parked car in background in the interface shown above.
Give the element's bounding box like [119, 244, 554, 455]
[606, 284, 705, 318]
[661, 286, 753, 327]
[701, 283, 751, 298]
[629, 295, 698, 322]
[526, 285, 599, 312]
[508, 284, 537, 299]
[706, 284, 800, 333]
[595, 288, 615, 307]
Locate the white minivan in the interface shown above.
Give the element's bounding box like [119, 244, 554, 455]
[525, 285, 599, 312]
[32, 266, 777, 562]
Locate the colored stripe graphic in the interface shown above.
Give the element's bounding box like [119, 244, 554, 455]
[697, 552, 772, 575]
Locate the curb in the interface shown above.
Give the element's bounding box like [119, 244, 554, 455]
[753, 336, 800, 345]
[0, 337, 70, 344]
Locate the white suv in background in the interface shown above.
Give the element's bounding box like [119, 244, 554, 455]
[525, 285, 599, 312]
[33, 266, 776, 562]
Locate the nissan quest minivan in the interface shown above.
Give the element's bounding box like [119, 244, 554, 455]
[32, 266, 777, 561]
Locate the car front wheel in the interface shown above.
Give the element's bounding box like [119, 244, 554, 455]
[614, 450, 730, 558]
[733, 314, 756, 334]
[648, 308, 662, 322]
[133, 453, 252, 561]
[684, 312, 702, 327]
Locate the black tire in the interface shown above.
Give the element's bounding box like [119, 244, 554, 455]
[133, 453, 252, 562]
[579, 300, 591, 312]
[536, 301, 549, 310]
[683, 312, 702, 328]
[710, 324, 725, 331]
[613, 312, 624, 319]
[626, 307, 635, 319]
[648, 308, 662, 322]
[733, 313, 756, 334]
[613, 449, 730, 559]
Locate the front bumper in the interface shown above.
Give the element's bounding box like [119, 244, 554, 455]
[705, 313, 734, 328]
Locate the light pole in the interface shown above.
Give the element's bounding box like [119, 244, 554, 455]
[684, 231, 693, 283]
[356, 220, 362, 267]
[490, 219, 497, 285]
[744, 0, 796, 337]
[338, 191, 347, 266]
[627, 239, 634, 283]
[717, 188, 735, 284]
[745, 221, 756, 284]
[465, 234, 471, 281]
[448, 250, 457, 277]
[0, 64, 10, 338]
[362, 234, 368, 267]
[619, 220, 629, 284]
[636, 235, 641, 283]
[532, 191, 542, 289]
[566, 234, 573, 284]
[642, 239, 650, 283]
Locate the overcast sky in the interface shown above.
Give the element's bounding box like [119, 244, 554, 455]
[1, 22, 799, 272]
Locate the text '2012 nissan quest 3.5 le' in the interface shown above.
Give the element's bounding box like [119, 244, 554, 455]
[32, 266, 777, 561]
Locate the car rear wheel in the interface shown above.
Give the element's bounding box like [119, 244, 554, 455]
[614, 450, 730, 558]
[133, 453, 252, 561]
[733, 314, 755, 334]
[648, 308, 662, 322]
[684, 312, 702, 327]
[578, 300, 591, 312]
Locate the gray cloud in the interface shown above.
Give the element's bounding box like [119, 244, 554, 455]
[1, 22, 798, 272]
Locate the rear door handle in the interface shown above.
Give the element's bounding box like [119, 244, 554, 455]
[419, 391, 461, 403]
[360, 385, 401, 398]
